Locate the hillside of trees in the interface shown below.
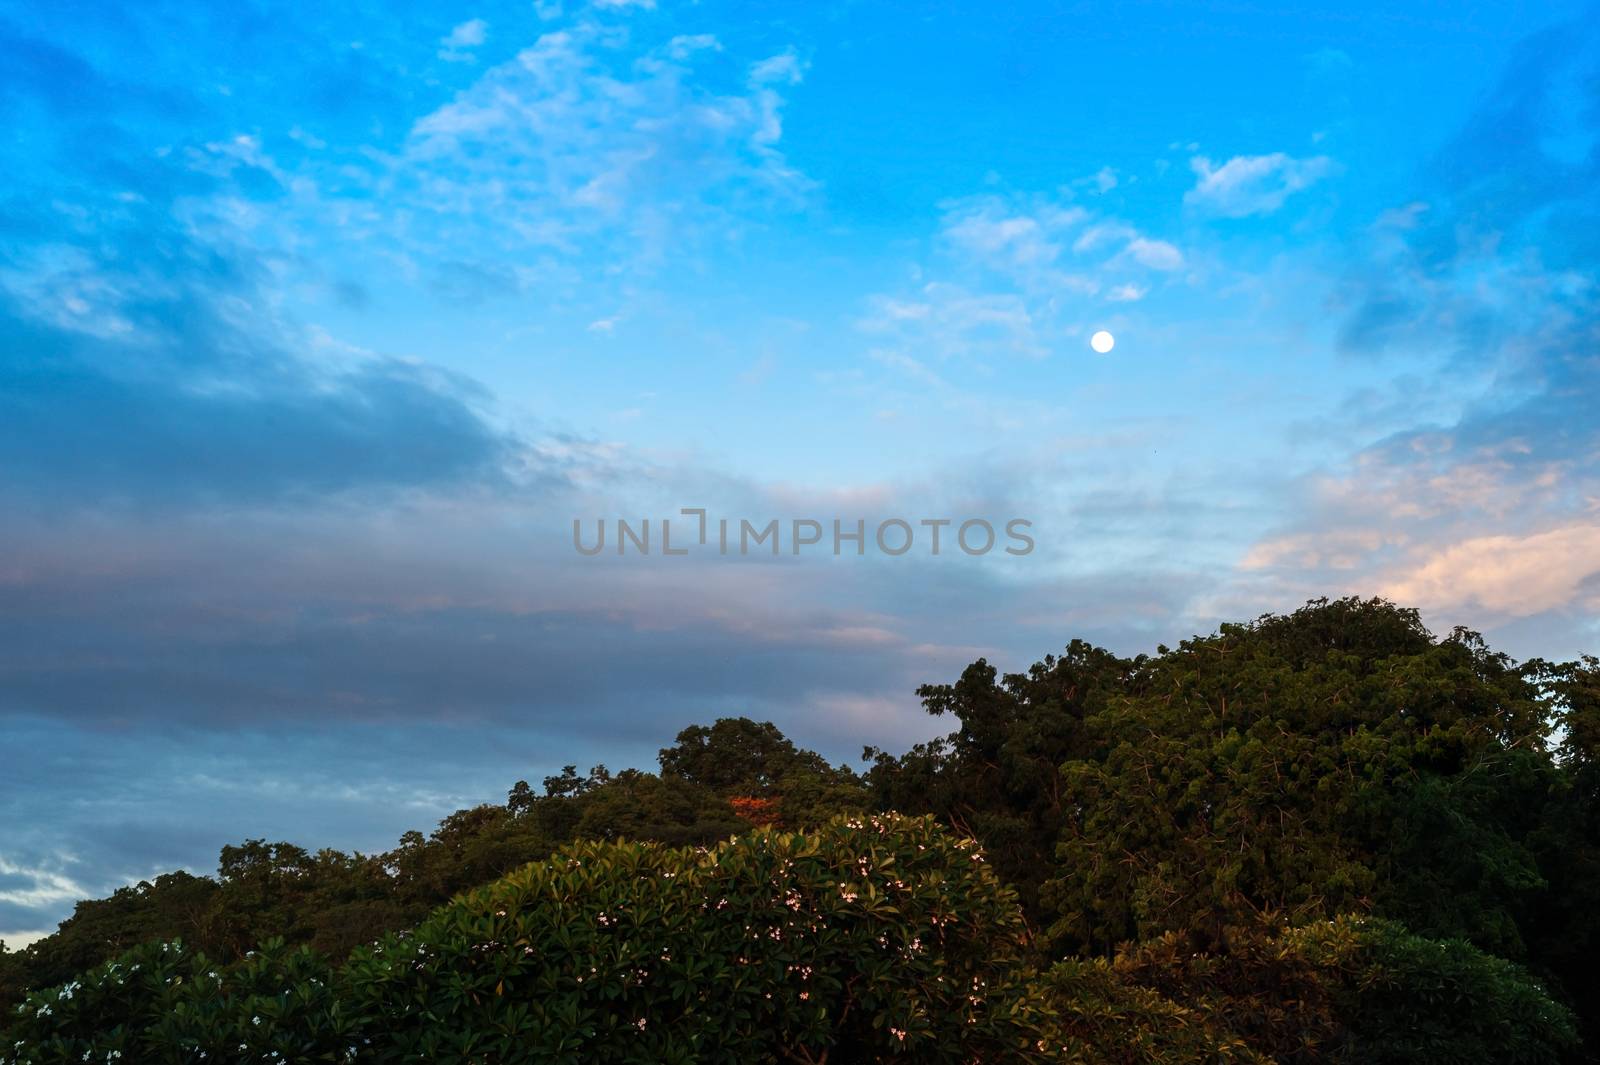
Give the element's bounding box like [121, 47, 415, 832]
[4, 597, 1599, 1062]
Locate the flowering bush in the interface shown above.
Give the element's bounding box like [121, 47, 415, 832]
[340, 813, 1043, 1063]
[11, 816, 1570, 1065]
[0, 938, 355, 1064]
[4, 816, 1044, 1064]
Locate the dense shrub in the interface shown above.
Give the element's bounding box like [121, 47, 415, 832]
[1300, 918, 1581, 1065]
[341, 813, 1042, 1063]
[1044, 917, 1580, 1065]
[0, 938, 355, 1064]
[1110, 922, 1349, 1063]
[4, 815, 1044, 1064]
[1030, 958, 1266, 1064]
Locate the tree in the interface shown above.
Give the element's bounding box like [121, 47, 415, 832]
[864, 639, 1135, 921]
[659, 717, 870, 829]
[1041, 599, 1557, 954]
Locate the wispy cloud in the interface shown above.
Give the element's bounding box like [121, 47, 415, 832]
[400, 25, 811, 271]
[1231, 12, 1600, 631]
[1185, 152, 1336, 217]
[438, 18, 489, 63]
[857, 187, 1188, 376]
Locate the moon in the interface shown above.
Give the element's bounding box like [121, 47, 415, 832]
[1090, 330, 1115, 354]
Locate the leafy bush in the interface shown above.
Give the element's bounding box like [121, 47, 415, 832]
[1298, 918, 1581, 1065]
[0, 938, 356, 1065]
[1110, 922, 1349, 1063]
[340, 813, 1043, 1063]
[1030, 958, 1267, 1064]
[1039, 917, 1579, 1065]
[4, 815, 1045, 1064]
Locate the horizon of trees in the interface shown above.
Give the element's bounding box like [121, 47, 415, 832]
[5, 596, 1600, 1062]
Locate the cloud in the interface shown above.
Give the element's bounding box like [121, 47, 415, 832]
[1231, 11, 1600, 638]
[1117, 237, 1184, 271]
[438, 18, 489, 62]
[862, 285, 1044, 361]
[750, 51, 806, 86]
[0, 207, 525, 507]
[1088, 166, 1118, 193]
[0, 857, 85, 914]
[1185, 153, 1336, 217]
[1381, 524, 1600, 618]
[857, 190, 1186, 371]
[375, 23, 813, 283]
[667, 34, 722, 60]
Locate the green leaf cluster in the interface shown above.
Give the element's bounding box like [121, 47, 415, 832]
[3, 815, 1040, 1064]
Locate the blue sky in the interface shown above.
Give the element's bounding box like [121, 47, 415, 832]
[2, 0, 1598, 945]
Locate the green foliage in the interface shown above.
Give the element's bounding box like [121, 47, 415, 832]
[340, 813, 1041, 1063]
[1029, 917, 1578, 1065]
[1030, 958, 1267, 1064]
[4, 817, 1044, 1064]
[1311, 918, 1580, 1065]
[0, 938, 357, 1065]
[866, 599, 1580, 961]
[1042, 600, 1555, 953]
[658, 718, 836, 794]
[1108, 923, 1348, 1063]
[6, 603, 1600, 1061]
[7, 873, 222, 1001]
[0, 717, 859, 1019]
[557, 768, 747, 846]
[659, 718, 871, 829]
[865, 639, 1131, 917]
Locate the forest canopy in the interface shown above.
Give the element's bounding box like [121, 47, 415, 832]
[4, 597, 1598, 1063]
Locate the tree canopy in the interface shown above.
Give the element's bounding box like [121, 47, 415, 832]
[5, 597, 1599, 1062]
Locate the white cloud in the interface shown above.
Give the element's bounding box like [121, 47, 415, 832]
[1119, 237, 1184, 271]
[856, 189, 1188, 371]
[0, 929, 52, 950]
[861, 284, 1044, 361]
[1071, 221, 1133, 254]
[750, 51, 805, 86]
[1185, 153, 1336, 217]
[1075, 166, 1117, 193]
[0, 856, 87, 911]
[942, 203, 1068, 273]
[1232, 421, 1600, 633]
[667, 34, 721, 59]
[438, 18, 488, 62]
[399, 25, 810, 267]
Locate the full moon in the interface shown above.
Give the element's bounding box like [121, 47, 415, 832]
[1090, 330, 1116, 354]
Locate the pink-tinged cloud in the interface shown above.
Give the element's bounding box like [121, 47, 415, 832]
[1381, 524, 1600, 618]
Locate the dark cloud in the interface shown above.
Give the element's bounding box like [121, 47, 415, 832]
[0, 28, 526, 510]
[0, 310, 518, 506]
[0, 2, 592, 942]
